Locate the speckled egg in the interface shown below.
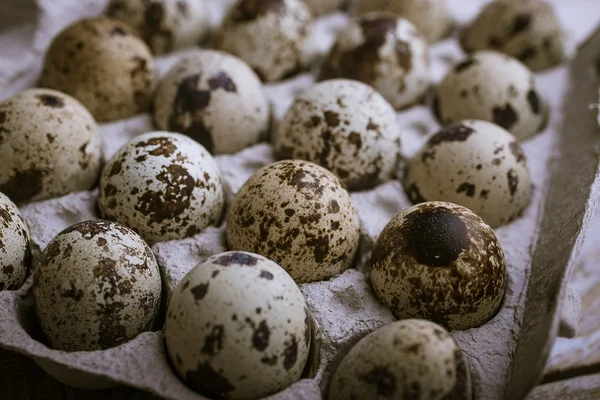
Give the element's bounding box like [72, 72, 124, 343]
[41, 18, 156, 122]
[274, 79, 401, 191]
[98, 132, 224, 245]
[154, 50, 270, 155]
[0, 192, 31, 291]
[322, 13, 430, 110]
[165, 251, 310, 400]
[404, 120, 532, 228]
[461, 0, 565, 71]
[370, 201, 507, 330]
[329, 319, 472, 400]
[302, 0, 343, 16]
[434, 50, 546, 141]
[106, 0, 209, 55]
[226, 160, 360, 283]
[215, 0, 313, 82]
[354, 0, 452, 43]
[0, 88, 102, 204]
[33, 220, 162, 352]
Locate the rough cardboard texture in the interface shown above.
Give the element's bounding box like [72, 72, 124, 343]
[0, 1, 599, 400]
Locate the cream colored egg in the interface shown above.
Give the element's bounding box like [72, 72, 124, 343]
[41, 18, 156, 122]
[370, 201, 507, 330]
[0, 192, 31, 291]
[405, 120, 532, 227]
[98, 132, 225, 245]
[165, 251, 310, 400]
[0, 89, 102, 204]
[33, 220, 162, 352]
[226, 160, 360, 283]
[154, 50, 270, 155]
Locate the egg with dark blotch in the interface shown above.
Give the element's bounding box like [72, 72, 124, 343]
[0, 192, 31, 292]
[302, 0, 343, 16]
[165, 251, 311, 400]
[370, 201, 507, 330]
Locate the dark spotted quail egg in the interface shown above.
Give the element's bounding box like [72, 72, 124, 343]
[98, 132, 224, 245]
[370, 201, 507, 330]
[215, 0, 313, 82]
[33, 220, 162, 352]
[329, 319, 472, 400]
[165, 251, 310, 400]
[303, 0, 343, 16]
[404, 120, 532, 228]
[41, 18, 156, 122]
[434, 50, 546, 141]
[0, 192, 31, 291]
[106, 0, 209, 55]
[274, 79, 401, 191]
[322, 13, 430, 110]
[461, 0, 565, 71]
[154, 50, 270, 155]
[0, 88, 102, 204]
[226, 160, 360, 283]
[354, 0, 452, 43]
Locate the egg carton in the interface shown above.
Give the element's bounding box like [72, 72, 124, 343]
[1, 0, 600, 399]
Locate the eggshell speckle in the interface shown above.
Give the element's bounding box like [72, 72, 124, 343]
[275, 79, 401, 191]
[98, 132, 225, 245]
[41, 18, 156, 122]
[323, 13, 430, 110]
[154, 50, 270, 155]
[302, 0, 343, 16]
[33, 220, 162, 352]
[329, 319, 472, 400]
[226, 160, 360, 283]
[215, 0, 313, 82]
[370, 201, 507, 330]
[0, 192, 31, 291]
[0, 88, 102, 204]
[434, 50, 546, 141]
[165, 251, 310, 400]
[405, 120, 532, 227]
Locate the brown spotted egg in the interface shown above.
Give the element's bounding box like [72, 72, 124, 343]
[106, 0, 209, 55]
[226, 160, 360, 283]
[98, 132, 224, 245]
[329, 319, 472, 400]
[461, 0, 565, 71]
[322, 13, 430, 110]
[302, 0, 343, 16]
[0, 192, 31, 291]
[405, 120, 532, 228]
[354, 0, 452, 43]
[33, 220, 162, 352]
[41, 18, 156, 122]
[275, 79, 401, 191]
[215, 0, 313, 82]
[434, 50, 546, 141]
[370, 201, 507, 330]
[154, 50, 270, 155]
[165, 251, 310, 400]
[0, 89, 102, 204]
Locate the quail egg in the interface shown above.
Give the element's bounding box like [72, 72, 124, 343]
[98, 132, 225, 245]
[226, 160, 360, 283]
[33, 220, 162, 352]
[154, 49, 270, 155]
[303, 0, 343, 16]
[461, 0, 565, 71]
[41, 18, 156, 122]
[106, 0, 209, 55]
[370, 201, 507, 330]
[354, 0, 452, 43]
[322, 13, 430, 110]
[434, 50, 546, 141]
[275, 79, 401, 191]
[215, 0, 313, 82]
[0, 88, 102, 204]
[329, 319, 472, 400]
[405, 120, 532, 228]
[165, 251, 311, 400]
[0, 192, 31, 291]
